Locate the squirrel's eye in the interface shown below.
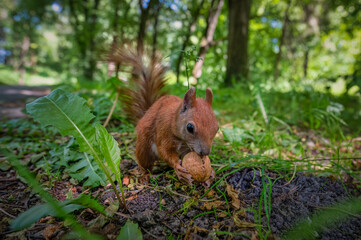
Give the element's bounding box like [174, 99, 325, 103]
[186, 123, 194, 134]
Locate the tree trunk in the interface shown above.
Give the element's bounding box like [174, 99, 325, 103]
[108, 0, 121, 78]
[152, 1, 162, 58]
[84, 0, 100, 80]
[225, 0, 251, 86]
[137, 0, 156, 54]
[303, 48, 309, 78]
[302, 3, 319, 79]
[175, 0, 205, 83]
[192, 0, 224, 79]
[273, 1, 291, 81]
[19, 36, 30, 85]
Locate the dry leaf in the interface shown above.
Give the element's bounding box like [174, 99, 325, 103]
[205, 189, 216, 198]
[123, 175, 130, 185]
[217, 211, 228, 218]
[43, 224, 62, 240]
[185, 225, 209, 240]
[233, 215, 257, 228]
[226, 184, 241, 210]
[202, 200, 225, 211]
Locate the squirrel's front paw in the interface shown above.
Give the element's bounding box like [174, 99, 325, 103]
[175, 163, 194, 186]
[201, 167, 215, 189]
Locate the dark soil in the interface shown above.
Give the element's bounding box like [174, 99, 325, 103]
[1, 165, 361, 239]
[228, 168, 361, 239]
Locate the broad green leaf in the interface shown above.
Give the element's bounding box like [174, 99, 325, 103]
[68, 153, 105, 187]
[95, 123, 122, 184]
[46, 139, 105, 187]
[26, 89, 124, 205]
[11, 194, 106, 231]
[10, 203, 83, 231]
[116, 220, 143, 240]
[26, 89, 96, 153]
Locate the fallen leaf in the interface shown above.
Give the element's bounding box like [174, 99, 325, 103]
[43, 224, 62, 240]
[217, 211, 228, 218]
[205, 189, 216, 198]
[185, 225, 209, 240]
[202, 200, 225, 211]
[128, 167, 142, 176]
[233, 215, 257, 228]
[39, 216, 55, 224]
[123, 175, 130, 186]
[212, 221, 226, 229]
[226, 184, 241, 210]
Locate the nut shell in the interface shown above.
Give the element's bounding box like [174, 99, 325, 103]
[182, 152, 212, 182]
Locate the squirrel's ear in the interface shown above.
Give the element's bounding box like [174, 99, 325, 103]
[205, 88, 213, 106]
[182, 87, 196, 112]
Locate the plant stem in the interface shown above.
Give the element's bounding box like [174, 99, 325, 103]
[185, 56, 190, 89]
[103, 89, 120, 128]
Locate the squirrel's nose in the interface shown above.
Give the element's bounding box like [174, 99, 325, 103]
[200, 148, 210, 156]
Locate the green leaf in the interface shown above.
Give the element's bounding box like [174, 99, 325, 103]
[10, 203, 83, 231]
[26, 89, 96, 153]
[95, 123, 122, 184]
[283, 198, 361, 240]
[11, 194, 106, 231]
[26, 89, 124, 205]
[68, 153, 106, 187]
[116, 220, 143, 240]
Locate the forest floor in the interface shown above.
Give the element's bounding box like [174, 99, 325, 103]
[0, 85, 50, 119]
[1, 85, 361, 239]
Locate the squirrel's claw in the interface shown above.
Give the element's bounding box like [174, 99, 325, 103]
[201, 168, 215, 189]
[175, 163, 194, 185]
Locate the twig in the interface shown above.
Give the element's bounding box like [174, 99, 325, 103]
[0, 182, 17, 190]
[103, 89, 120, 128]
[284, 164, 297, 186]
[0, 177, 18, 182]
[0, 207, 16, 218]
[141, 226, 161, 238]
[114, 212, 130, 218]
[256, 93, 268, 125]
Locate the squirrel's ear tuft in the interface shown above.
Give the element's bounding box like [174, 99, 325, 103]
[181, 87, 196, 113]
[205, 88, 213, 106]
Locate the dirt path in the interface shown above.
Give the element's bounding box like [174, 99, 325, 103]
[0, 85, 51, 119]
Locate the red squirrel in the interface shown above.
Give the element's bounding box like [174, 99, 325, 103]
[109, 48, 219, 186]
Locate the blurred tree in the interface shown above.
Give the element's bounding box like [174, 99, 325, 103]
[175, 0, 205, 83]
[68, 0, 102, 81]
[152, 0, 162, 58]
[192, 0, 224, 79]
[273, 0, 291, 81]
[137, 0, 158, 53]
[302, 2, 320, 78]
[2, 0, 53, 84]
[225, 0, 251, 86]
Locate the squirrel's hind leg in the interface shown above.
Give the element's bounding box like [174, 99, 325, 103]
[135, 134, 157, 174]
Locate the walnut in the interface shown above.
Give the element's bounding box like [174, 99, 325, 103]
[182, 152, 212, 182]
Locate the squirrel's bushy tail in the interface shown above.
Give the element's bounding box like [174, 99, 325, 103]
[108, 47, 168, 124]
